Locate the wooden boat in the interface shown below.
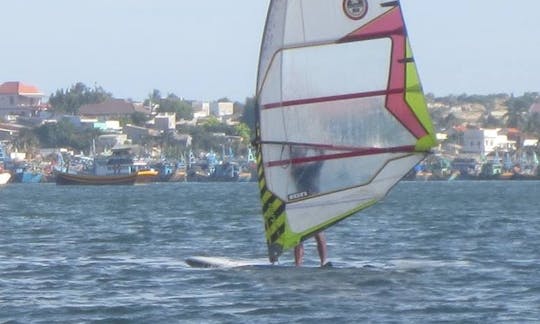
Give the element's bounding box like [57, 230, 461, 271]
[56, 147, 139, 185]
[135, 169, 159, 183]
[56, 172, 137, 185]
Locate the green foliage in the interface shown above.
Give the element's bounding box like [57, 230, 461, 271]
[240, 96, 257, 132]
[201, 116, 222, 129]
[130, 111, 151, 127]
[234, 123, 251, 144]
[503, 93, 537, 129]
[156, 93, 193, 120]
[49, 82, 112, 115]
[12, 128, 40, 153]
[33, 120, 102, 152]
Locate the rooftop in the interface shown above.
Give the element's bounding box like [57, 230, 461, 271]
[0, 81, 44, 96]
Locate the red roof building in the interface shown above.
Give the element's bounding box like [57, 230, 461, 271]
[0, 81, 45, 116]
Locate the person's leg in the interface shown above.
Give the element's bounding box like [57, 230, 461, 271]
[294, 243, 304, 266]
[315, 232, 328, 266]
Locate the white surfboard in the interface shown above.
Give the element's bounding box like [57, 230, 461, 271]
[185, 256, 276, 268]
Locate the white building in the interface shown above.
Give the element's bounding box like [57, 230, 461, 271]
[462, 128, 513, 154]
[210, 102, 234, 117]
[192, 101, 210, 119]
[154, 113, 176, 131]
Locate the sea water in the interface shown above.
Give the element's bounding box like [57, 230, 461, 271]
[1, 181, 539, 323]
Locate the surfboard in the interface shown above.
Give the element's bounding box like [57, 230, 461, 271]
[185, 256, 277, 268]
[185, 256, 382, 270]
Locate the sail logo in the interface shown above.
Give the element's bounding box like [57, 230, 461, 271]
[343, 0, 368, 20]
[288, 191, 309, 200]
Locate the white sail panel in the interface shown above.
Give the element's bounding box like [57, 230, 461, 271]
[260, 96, 417, 148]
[282, 0, 392, 46]
[257, 0, 394, 94]
[257, 0, 287, 93]
[286, 154, 424, 233]
[259, 38, 391, 105]
[264, 151, 415, 202]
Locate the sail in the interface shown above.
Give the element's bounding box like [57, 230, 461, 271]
[255, 0, 437, 262]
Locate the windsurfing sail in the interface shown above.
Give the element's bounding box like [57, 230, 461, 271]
[255, 0, 437, 262]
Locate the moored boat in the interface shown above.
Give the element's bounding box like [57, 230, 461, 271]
[135, 169, 159, 183]
[0, 171, 11, 185]
[56, 172, 138, 185]
[55, 147, 139, 185]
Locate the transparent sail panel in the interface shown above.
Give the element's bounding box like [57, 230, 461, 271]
[261, 96, 416, 148]
[285, 154, 424, 233]
[282, 0, 393, 46]
[282, 39, 391, 102]
[259, 39, 392, 106]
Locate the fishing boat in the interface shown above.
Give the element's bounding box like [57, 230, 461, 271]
[55, 172, 138, 185]
[254, 0, 437, 262]
[55, 147, 138, 185]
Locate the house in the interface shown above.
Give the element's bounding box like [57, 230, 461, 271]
[123, 124, 161, 144]
[192, 101, 210, 119]
[462, 128, 514, 154]
[154, 113, 176, 131]
[0, 81, 45, 117]
[210, 101, 234, 117]
[79, 98, 149, 119]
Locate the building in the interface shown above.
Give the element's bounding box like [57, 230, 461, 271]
[154, 113, 176, 131]
[210, 101, 234, 117]
[79, 98, 149, 119]
[462, 128, 514, 154]
[192, 101, 210, 119]
[0, 81, 45, 117]
[123, 124, 161, 144]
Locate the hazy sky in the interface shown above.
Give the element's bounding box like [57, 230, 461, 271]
[2, 0, 539, 102]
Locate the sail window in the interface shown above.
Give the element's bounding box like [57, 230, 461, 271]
[280, 38, 392, 103]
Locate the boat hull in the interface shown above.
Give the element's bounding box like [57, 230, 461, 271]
[0, 172, 11, 185]
[55, 172, 138, 185]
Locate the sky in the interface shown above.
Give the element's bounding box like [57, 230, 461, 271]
[2, 0, 540, 102]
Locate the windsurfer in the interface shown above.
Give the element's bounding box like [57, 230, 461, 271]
[290, 145, 331, 267]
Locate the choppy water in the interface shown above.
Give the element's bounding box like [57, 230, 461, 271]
[1, 181, 539, 323]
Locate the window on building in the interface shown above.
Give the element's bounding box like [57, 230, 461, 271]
[9, 96, 14, 105]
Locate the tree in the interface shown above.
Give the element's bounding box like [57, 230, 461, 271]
[240, 96, 257, 132]
[131, 111, 150, 127]
[33, 120, 102, 153]
[156, 94, 193, 120]
[234, 123, 251, 144]
[12, 128, 39, 155]
[48, 82, 112, 115]
[504, 94, 534, 129]
[143, 89, 162, 113]
[483, 112, 503, 128]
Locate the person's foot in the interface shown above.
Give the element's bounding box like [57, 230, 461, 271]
[321, 261, 333, 268]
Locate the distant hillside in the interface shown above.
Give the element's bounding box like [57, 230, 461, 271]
[425, 93, 539, 133]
